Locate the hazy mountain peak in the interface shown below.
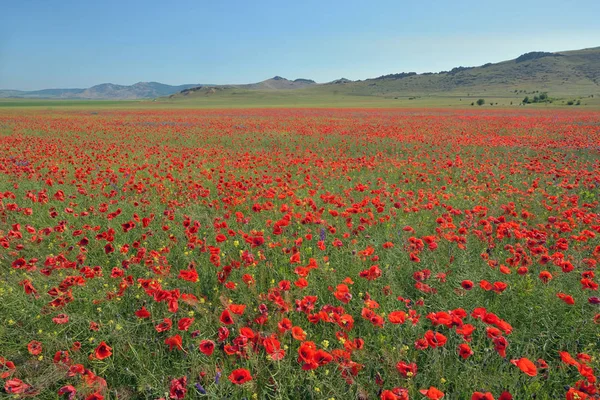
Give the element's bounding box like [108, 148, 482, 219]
[0, 82, 203, 100]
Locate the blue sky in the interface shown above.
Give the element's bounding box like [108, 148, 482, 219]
[1, 0, 599, 90]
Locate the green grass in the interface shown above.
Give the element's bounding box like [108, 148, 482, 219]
[2, 91, 600, 110]
[163, 89, 600, 109]
[0, 98, 148, 108]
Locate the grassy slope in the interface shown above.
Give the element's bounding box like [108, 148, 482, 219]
[317, 49, 600, 98]
[2, 93, 599, 109]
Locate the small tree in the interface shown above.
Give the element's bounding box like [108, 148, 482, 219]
[476, 99, 485, 106]
[523, 96, 530, 104]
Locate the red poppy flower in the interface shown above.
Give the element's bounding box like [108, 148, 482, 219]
[155, 318, 173, 332]
[298, 341, 316, 363]
[93, 342, 112, 360]
[458, 343, 473, 359]
[220, 309, 234, 325]
[240, 326, 255, 339]
[396, 361, 418, 377]
[228, 368, 252, 385]
[565, 388, 589, 400]
[135, 306, 151, 319]
[420, 386, 445, 399]
[27, 340, 43, 355]
[539, 271, 553, 283]
[456, 324, 475, 341]
[557, 293, 575, 305]
[414, 338, 429, 350]
[424, 330, 447, 348]
[165, 334, 183, 351]
[460, 280, 473, 290]
[169, 376, 187, 399]
[314, 349, 333, 366]
[264, 335, 285, 361]
[177, 317, 194, 331]
[4, 378, 32, 394]
[178, 268, 198, 282]
[294, 278, 308, 288]
[218, 326, 230, 341]
[492, 281, 507, 293]
[58, 385, 77, 398]
[278, 318, 292, 332]
[381, 390, 399, 400]
[292, 326, 307, 341]
[229, 304, 246, 315]
[67, 364, 84, 377]
[52, 314, 70, 324]
[199, 340, 215, 356]
[104, 243, 114, 254]
[472, 392, 494, 400]
[333, 284, 353, 303]
[359, 265, 382, 280]
[511, 357, 537, 376]
[388, 311, 407, 324]
[53, 350, 70, 364]
[559, 351, 580, 366]
[493, 336, 508, 358]
[290, 252, 301, 264]
[0, 357, 15, 379]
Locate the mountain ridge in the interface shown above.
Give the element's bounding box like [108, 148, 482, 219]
[169, 46, 600, 101]
[0, 82, 204, 100]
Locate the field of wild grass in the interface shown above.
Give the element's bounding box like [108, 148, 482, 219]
[1, 108, 599, 400]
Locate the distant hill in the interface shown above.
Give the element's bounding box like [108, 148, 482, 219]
[0, 82, 203, 100]
[175, 76, 317, 97]
[328, 78, 353, 85]
[242, 76, 317, 90]
[0, 88, 86, 98]
[168, 46, 600, 104]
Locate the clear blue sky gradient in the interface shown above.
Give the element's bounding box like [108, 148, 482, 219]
[1, 0, 599, 90]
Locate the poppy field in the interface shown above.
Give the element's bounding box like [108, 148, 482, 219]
[1, 108, 599, 400]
